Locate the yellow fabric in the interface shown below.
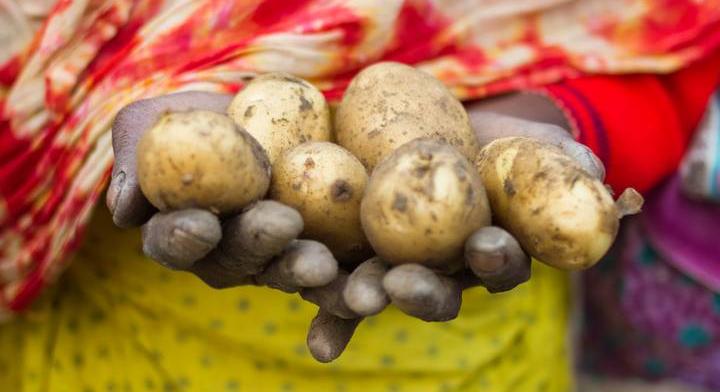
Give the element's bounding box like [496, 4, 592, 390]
[0, 207, 572, 392]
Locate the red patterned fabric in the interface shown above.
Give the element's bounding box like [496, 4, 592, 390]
[2, 0, 720, 318]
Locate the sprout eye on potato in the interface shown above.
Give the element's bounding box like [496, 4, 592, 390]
[227, 72, 332, 164]
[270, 141, 371, 265]
[335, 62, 480, 172]
[137, 110, 270, 215]
[360, 138, 491, 272]
[475, 137, 643, 270]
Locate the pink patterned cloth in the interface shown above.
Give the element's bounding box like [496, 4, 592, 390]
[584, 175, 720, 391]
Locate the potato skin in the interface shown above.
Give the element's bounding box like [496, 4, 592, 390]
[360, 138, 491, 272]
[335, 62, 479, 171]
[227, 73, 332, 164]
[475, 137, 618, 270]
[137, 110, 270, 214]
[270, 142, 370, 264]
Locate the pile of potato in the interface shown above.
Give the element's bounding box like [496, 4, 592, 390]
[136, 62, 640, 274]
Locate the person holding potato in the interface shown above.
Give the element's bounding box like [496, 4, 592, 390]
[1, 1, 720, 391]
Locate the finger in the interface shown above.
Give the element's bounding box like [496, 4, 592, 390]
[466, 93, 571, 130]
[468, 111, 569, 146]
[187, 255, 254, 289]
[217, 201, 303, 274]
[467, 111, 605, 180]
[306, 309, 362, 363]
[108, 91, 233, 227]
[255, 240, 338, 293]
[343, 257, 390, 316]
[300, 272, 358, 319]
[383, 264, 461, 322]
[555, 138, 605, 181]
[464, 226, 531, 293]
[141, 209, 222, 270]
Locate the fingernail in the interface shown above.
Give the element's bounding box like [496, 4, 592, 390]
[577, 145, 604, 180]
[107, 171, 126, 215]
[468, 252, 506, 274]
[590, 151, 606, 180]
[171, 227, 218, 249]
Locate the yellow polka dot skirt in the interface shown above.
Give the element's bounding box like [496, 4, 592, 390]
[0, 207, 573, 391]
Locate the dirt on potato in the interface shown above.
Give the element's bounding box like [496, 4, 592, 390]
[137, 110, 270, 214]
[270, 142, 370, 265]
[474, 137, 630, 270]
[361, 138, 490, 272]
[335, 62, 479, 172]
[228, 73, 332, 165]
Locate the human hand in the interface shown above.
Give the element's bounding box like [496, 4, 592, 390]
[107, 91, 606, 364]
[302, 93, 608, 362]
[107, 91, 339, 295]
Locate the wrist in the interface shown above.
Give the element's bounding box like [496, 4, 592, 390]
[466, 92, 572, 131]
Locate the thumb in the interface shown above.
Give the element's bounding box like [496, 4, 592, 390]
[107, 91, 233, 227]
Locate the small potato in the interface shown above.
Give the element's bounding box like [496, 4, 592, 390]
[270, 142, 370, 264]
[360, 138, 491, 272]
[475, 137, 641, 270]
[335, 62, 479, 171]
[137, 110, 270, 214]
[227, 73, 332, 164]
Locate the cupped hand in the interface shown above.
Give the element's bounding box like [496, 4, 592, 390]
[107, 91, 605, 364]
[303, 93, 607, 362]
[107, 91, 339, 297]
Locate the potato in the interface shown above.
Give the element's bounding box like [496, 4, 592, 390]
[137, 110, 270, 214]
[227, 73, 332, 164]
[360, 138, 491, 272]
[335, 62, 479, 171]
[475, 137, 641, 270]
[270, 142, 370, 264]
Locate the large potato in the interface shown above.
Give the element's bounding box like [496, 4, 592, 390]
[475, 137, 639, 270]
[270, 142, 370, 264]
[227, 73, 332, 164]
[360, 138, 490, 272]
[137, 110, 270, 214]
[335, 62, 479, 171]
